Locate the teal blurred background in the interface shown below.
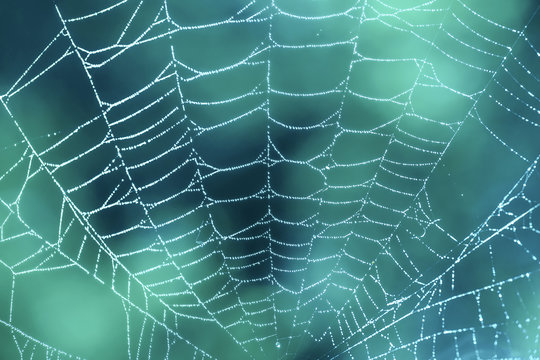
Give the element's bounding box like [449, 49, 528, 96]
[1, 0, 540, 359]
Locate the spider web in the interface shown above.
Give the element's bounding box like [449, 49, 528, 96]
[1, 0, 540, 359]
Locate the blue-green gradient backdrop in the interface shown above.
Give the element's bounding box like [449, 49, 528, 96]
[1, 0, 540, 359]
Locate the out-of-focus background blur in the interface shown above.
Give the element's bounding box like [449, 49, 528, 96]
[1, 0, 540, 359]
